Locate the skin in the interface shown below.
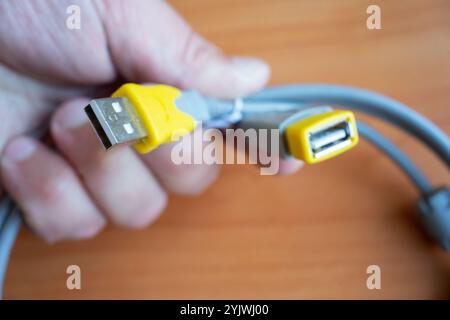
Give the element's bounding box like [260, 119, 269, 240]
[0, 0, 302, 243]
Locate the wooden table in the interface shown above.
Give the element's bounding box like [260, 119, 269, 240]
[5, 0, 450, 299]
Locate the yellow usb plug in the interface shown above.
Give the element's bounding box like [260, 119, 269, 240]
[85, 83, 196, 153]
[285, 110, 359, 163]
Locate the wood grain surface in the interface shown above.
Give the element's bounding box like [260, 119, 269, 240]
[4, 0, 450, 299]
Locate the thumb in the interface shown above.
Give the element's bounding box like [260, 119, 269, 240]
[99, 0, 270, 99]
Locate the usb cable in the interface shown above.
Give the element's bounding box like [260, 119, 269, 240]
[0, 83, 449, 299]
[85, 83, 359, 163]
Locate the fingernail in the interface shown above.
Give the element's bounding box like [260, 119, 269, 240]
[230, 56, 270, 82]
[1, 137, 37, 167]
[56, 102, 88, 129]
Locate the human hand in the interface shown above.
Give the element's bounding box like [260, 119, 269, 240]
[0, 0, 302, 243]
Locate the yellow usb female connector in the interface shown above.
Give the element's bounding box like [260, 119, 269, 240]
[285, 110, 359, 163]
[238, 106, 359, 164]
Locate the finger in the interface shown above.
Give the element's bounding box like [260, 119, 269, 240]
[253, 139, 304, 175]
[257, 157, 303, 176]
[278, 159, 304, 175]
[142, 128, 220, 195]
[51, 98, 167, 229]
[100, 0, 270, 98]
[0, 136, 105, 243]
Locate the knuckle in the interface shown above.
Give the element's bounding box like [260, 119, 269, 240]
[176, 31, 218, 83]
[181, 32, 216, 65]
[39, 167, 73, 204]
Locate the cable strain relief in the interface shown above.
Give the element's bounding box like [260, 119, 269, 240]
[417, 186, 450, 250]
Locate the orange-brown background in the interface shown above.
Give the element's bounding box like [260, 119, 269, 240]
[5, 0, 450, 299]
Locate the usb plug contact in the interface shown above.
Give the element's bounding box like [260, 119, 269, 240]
[84, 97, 148, 149]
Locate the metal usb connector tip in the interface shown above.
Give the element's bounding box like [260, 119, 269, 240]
[84, 97, 148, 149]
[309, 121, 353, 159]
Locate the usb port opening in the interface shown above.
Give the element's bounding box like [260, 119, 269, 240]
[309, 121, 353, 159]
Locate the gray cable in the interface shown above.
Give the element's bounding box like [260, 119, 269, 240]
[0, 197, 13, 231]
[246, 84, 450, 167]
[0, 199, 22, 299]
[357, 121, 433, 194]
